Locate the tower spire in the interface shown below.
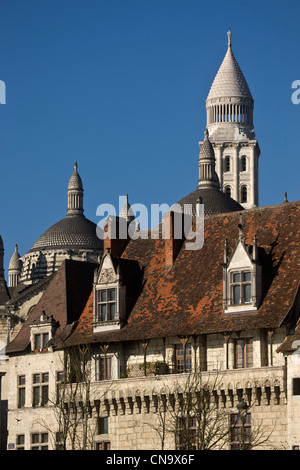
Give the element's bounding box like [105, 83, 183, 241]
[198, 129, 220, 190]
[67, 161, 84, 217]
[227, 30, 232, 47]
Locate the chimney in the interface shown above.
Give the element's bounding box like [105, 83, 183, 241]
[103, 216, 129, 258]
[164, 211, 184, 268]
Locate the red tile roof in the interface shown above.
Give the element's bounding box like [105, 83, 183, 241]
[61, 200, 300, 347]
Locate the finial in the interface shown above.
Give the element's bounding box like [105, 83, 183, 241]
[227, 30, 232, 47]
[238, 214, 243, 239]
[283, 192, 288, 203]
[74, 161, 78, 172]
[15, 244, 18, 251]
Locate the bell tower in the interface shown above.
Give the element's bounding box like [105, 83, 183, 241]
[201, 31, 260, 208]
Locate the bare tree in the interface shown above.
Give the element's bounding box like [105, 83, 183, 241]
[147, 371, 275, 450]
[39, 340, 112, 450]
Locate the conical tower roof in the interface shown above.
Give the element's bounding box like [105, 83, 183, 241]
[207, 31, 253, 101]
[68, 161, 83, 191]
[9, 244, 22, 271]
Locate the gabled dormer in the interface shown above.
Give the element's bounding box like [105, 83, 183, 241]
[93, 250, 126, 333]
[30, 310, 57, 352]
[223, 224, 262, 314]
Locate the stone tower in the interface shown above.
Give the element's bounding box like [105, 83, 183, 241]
[202, 31, 260, 209]
[8, 244, 22, 288]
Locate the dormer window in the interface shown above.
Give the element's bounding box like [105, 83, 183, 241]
[30, 311, 56, 353]
[223, 229, 261, 314]
[93, 252, 126, 333]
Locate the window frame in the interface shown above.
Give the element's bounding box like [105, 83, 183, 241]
[33, 332, 50, 352]
[230, 413, 252, 450]
[241, 155, 247, 172]
[234, 338, 253, 369]
[175, 344, 192, 374]
[241, 185, 248, 203]
[230, 270, 252, 305]
[96, 288, 117, 323]
[16, 434, 25, 450]
[177, 417, 197, 450]
[292, 378, 300, 396]
[30, 432, 49, 450]
[96, 355, 112, 381]
[32, 372, 49, 407]
[17, 375, 26, 408]
[224, 156, 231, 172]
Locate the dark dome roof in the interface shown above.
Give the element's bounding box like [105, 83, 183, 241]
[29, 215, 102, 253]
[175, 187, 244, 216]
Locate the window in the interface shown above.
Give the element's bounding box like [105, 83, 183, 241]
[230, 413, 251, 450]
[234, 339, 253, 369]
[231, 271, 252, 305]
[175, 344, 192, 374]
[31, 433, 48, 450]
[224, 156, 231, 172]
[96, 356, 112, 381]
[96, 289, 117, 322]
[96, 441, 111, 450]
[18, 375, 26, 408]
[225, 186, 232, 197]
[55, 432, 65, 450]
[56, 371, 65, 404]
[241, 185, 248, 203]
[32, 373, 49, 407]
[98, 417, 109, 435]
[16, 434, 25, 450]
[293, 378, 300, 396]
[241, 156, 247, 172]
[177, 417, 197, 450]
[34, 333, 49, 351]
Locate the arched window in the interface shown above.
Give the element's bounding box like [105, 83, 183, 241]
[241, 156, 247, 172]
[225, 186, 232, 198]
[224, 156, 231, 172]
[241, 186, 248, 203]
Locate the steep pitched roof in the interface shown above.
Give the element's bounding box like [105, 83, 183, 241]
[60, 200, 300, 347]
[6, 259, 98, 354]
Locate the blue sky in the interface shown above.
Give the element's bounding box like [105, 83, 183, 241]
[0, 0, 300, 274]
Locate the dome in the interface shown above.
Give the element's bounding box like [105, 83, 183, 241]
[175, 187, 244, 216]
[207, 31, 253, 102]
[9, 244, 22, 271]
[29, 216, 101, 253]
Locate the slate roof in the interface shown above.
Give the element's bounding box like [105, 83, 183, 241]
[55, 200, 300, 348]
[175, 187, 244, 216]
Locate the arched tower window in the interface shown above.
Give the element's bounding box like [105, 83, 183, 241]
[241, 156, 247, 172]
[241, 186, 248, 203]
[224, 156, 231, 172]
[225, 186, 232, 197]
